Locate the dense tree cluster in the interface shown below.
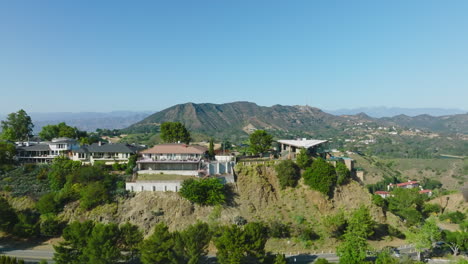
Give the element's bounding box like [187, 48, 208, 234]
[54, 221, 143, 264]
[179, 178, 226, 206]
[302, 158, 337, 196]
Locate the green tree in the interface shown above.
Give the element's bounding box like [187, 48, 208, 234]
[40, 217, 63, 237]
[53, 221, 95, 264]
[82, 223, 122, 264]
[0, 197, 18, 233]
[443, 230, 468, 256]
[125, 154, 138, 174]
[214, 224, 246, 264]
[48, 156, 81, 191]
[347, 206, 375, 238]
[12, 209, 40, 238]
[322, 211, 347, 238]
[405, 217, 441, 261]
[38, 124, 60, 141]
[118, 222, 144, 262]
[176, 221, 212, 264]
[273, 254, 287, 264]
[296, 148, 312, 169]
[243, 222, 268, 261]
[140, 223, 178, 264]
[79, 181, 111, 210]
[274, 160, 301, 189]
[0, 109, 33, 141]
[303, 158, 336, 196]
[160, 122, 191, 144]
[208, 138, 215, 160]
[0, 141, 16, 168]
[387, 188, 424, 226]
[249, 130, 273, 155]
[336, 207, 374, 264]
[375, 249, 398, 264]
[336, 230, 369, 264]
[36, 192, 61, 215]
[179, 178, 226, 206]
[335, 162, 351, 185]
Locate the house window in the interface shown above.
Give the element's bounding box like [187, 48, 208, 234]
[141, 186, 144, 191]
[131, 186, 134, 191]
[152, 186, 156, 191]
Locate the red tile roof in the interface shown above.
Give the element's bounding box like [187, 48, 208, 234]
[419, 189, 432, 194]
[141, 144, 207, 154]
[375, 191, 390, 195]
[396, 181, 419, 187]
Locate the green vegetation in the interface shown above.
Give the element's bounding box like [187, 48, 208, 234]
[0, 256, 25, 264]
[296, 148, 312, 169]
[54, 221, 143, 264]
[160, 121, 191, 144]
[336, 206, 374, 264]
[335, 162, 351, 185]
[274, 160, 300, 189]
[249, 130, 273, 155]
[0, 141, 16, 171]
[179, 178, 226, 206]
[39, 122, 87, 141]
[405, 217, 441, 261]
[303, 158, 336, 196]
[439, 211, 466, 224]
[0, 109, 33, 141]
[214, 222, 268, 264]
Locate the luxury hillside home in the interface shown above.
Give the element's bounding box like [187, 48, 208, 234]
[16, 137, 79, 163]
[137, 143, 208, 176]
[72, 142, 140, 165]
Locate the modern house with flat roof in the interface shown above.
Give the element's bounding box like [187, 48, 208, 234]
[277, 138, 328, 159]
[72, 142, 140, 165]
[16, 137, 79, 163]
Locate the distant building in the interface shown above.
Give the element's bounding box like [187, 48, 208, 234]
[388, 180, 419, 190]
[72, 142, 140, 165]
[16, 137, 79, 163]
[277, 138, 328, 159]
[419, 189, 433, 197]
[375, 191, 391, 198]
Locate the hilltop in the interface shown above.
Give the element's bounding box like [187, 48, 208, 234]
[123, 102, 468, 139]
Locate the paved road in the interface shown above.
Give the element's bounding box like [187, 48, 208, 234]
[0, 247, 54, 263]
[0, 245, 419, 264]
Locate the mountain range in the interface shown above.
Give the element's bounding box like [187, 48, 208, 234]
[325, 107, 467, 118]
[124, 102, 468, 138]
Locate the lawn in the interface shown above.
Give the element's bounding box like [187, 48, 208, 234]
[137, 174, 195, 181]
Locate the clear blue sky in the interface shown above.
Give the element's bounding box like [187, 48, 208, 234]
[1, 0, 467, 113]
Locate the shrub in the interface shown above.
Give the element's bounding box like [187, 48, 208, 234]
[274, 160, 301, 189]
[440, 211, 466, 224]
[179, 178, 226, 206]
[335, 162, 351, 185]
[40, 217, 64, 237]
[80, 182, 111, 210]
[302, 158, 336, 196]
[36, 192, 61, 215]
[268, 221, 290, 238]
[296, 148, 312, 169]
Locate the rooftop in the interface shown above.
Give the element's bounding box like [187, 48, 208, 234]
[141, 144, 207, 154]
[396, 181, 419, 187]
[277, 139, 328, 149]
[75, 143, 139, 153]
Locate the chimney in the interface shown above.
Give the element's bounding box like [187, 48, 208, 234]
[98, 141, 102, 146]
